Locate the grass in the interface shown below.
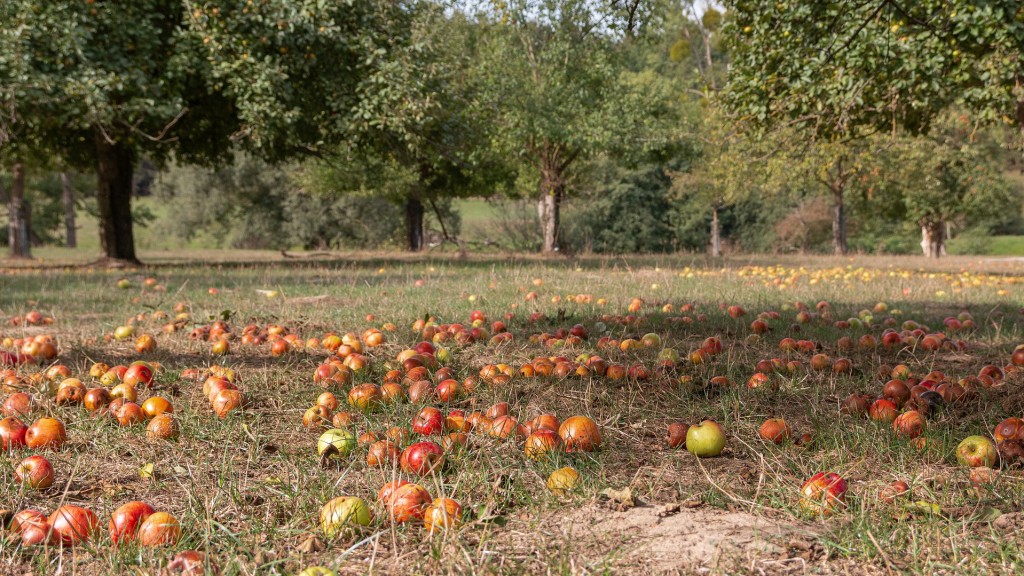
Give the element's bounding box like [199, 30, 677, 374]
[986, 236, 1024, 256]
[1, 253, 1024, 574]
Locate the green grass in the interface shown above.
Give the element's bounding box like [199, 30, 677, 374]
[985, 236, 1024, 256]
[1, 254, 1024, 574]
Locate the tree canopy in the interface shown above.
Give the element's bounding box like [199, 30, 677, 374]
[721, 1, 1024, 140]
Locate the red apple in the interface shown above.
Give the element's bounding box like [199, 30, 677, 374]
[347, 383, 382, 412]
[524, 429, 563, 460]
[879, 480, 910, 504]
[49, 505, 99, 546]
[868, 399, 899, 423]
[400, 441, 445, 476]
[2, 392, 32, 416]
[758, 418, 791, 445]
[799, 472, 848, 516]
[109, 501, 156, 544]
[667, 422, 689, 449]
[0, 415, 28, 450]
[893, 411, 926, 438]
[385, 483, 431, 523]
[166, 551, 216, 576]
[123, 363, 154, 387]
[138, 511, 181, 546]
[558, 415, 602, 452]
[15, 455, 54, 489]
[25, 417, 66, 450]
[412, 407, 444, 435]
[366, 440, 400, 467]
[377, 480, 411, 507]
[423, 497, 463, 533]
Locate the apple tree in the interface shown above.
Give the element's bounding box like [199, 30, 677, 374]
[298, 8, 512, 252]
[0, 0, 426, 264]
[866, 116, 1019, 257]
[721, 0, 1024, 141]
[469, 0, 671, 253]
[0, 1, 240, 263]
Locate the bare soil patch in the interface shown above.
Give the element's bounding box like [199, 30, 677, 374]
[554, 502, 822, 574]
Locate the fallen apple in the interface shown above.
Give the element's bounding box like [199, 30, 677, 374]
[956, 435, 999, 468]
[320, 496, 373, 537]
[317, 428, 357, 459]
[798, 472, 848, 516]
[686, 420, 726, 457]
[109, 501, 156, 544]
[15, 454, 54, 489]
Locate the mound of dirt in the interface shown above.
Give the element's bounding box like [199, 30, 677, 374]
[555, 502, 821, 574]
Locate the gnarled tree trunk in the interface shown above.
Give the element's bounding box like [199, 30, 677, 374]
[921, 221, 945, 258]
[405, 195, 424, 251]
[8, 161, 31, 259]
[61, 172, 76, 248]
[94, 131, 139, 264]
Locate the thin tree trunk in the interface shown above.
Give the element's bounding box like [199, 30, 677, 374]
[831, 186, 847, 256]
[1017, 94, 1024, 167]
[8, 161, 30, 259]
[710, 203, 722, 257]
[94, 131, 138, 264]
[537, 188, 561, 253]
[537, 155, 563, 254]
[921, 221, 945, 258]
[405, 195, 424, 251]
[61, 172, 77, 248]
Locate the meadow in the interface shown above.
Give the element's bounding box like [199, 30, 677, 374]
[2, 253, 1024, 575]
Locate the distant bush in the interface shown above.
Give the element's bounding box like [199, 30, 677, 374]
[563, 166, 676, 254]
[947, 228, 996, 255]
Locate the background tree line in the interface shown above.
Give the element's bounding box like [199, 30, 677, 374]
[2, 1, 1023, 261]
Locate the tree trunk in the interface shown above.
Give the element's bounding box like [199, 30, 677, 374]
[405, 195, 424, 251]
[537, 159, 563, 254]
[1017, 95, 1024, 167]
[710, 203, 722, 257]
[61, 172, 77, 248]
[921, 221, 945, 258]
[537, 189, 561, 253]
[94, 131, 139, 264]
[8, 161, 31, 259]
[831, 186, 847, 256]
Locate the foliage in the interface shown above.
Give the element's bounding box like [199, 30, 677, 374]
[865, 115, 1022, 236]
[188, 0, 427, 159]
[722, 0, 1024, 139]
[0, 0, 234, 165]
[154, 155, 465, 250]
[154, 156, 291, 250]
[466, 0, 679, 250]
[563, 163, 677, 254]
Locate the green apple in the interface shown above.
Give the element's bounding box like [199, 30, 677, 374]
[658, 348, 680, 363]
[686, 420, 727, 457]
[320, 496, 373, 537]
[297, 568, 338, 576]
[956, 435, 998, 468]
[317, 429, 356, 459]
[641, 333, 662, 348]
[114, 325, 135, 341]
